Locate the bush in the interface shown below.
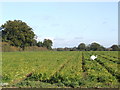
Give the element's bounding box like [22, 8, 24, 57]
[1, 42, 48, 52]
[24, 46, 48, 51]
[1, 42, 20, 52]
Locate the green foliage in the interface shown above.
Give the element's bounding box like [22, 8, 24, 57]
[2, 74, 11, 82]
[26, 73, 43, 81]
[77, 43, 106, 51]
[36, 41, 43, 47]
[111, 45, 120, 51]
[1, 20, 36, 50]
[88, 42, 106, 51]
[43, 39, 53, 50]
[83, 52, 119, 87]
[90, 42, 101, 51]
[78, 43, 86, 51]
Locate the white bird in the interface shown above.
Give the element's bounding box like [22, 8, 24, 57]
[90, 55, 97, 60]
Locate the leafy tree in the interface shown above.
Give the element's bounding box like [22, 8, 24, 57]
[32, 39, 37, 46]
[111, 45, 119, 51]
[36, 41, 43, 47]
[1, 20, 36, 50]
[90, 42, 101, 51]
[0, 27, 3, 40]
[43, 39, 53, 50]
[78, 43, 86, 51]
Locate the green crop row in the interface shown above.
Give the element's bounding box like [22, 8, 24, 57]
[95, 51, 119, 59]
[25, 51, 83, 88]
[96, 51, 119, 63]
[2, 51, 76, 85]
[89, 51, 119, 80]
[2, 51, 120, 88]
[82, 52, 119, 88]
[96, 57, 119, 81]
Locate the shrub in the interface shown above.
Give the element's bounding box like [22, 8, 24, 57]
[1, 42, 20, 52]
[1, 42, 48, 52]
[24, 46, 48, 51]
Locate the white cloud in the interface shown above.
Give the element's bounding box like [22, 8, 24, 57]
[52, 37, 84, 48]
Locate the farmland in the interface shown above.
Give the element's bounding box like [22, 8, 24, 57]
[2, 51, 120, 88]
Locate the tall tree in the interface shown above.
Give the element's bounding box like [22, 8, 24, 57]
[1, 20, 36, 50]
[90, 42, 101, 51]
[111, 45, 119, 51]
[78, 43, 86, 51]
[43, 39, 53, 50]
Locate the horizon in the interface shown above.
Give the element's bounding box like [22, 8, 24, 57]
[0, 2, 118, 48]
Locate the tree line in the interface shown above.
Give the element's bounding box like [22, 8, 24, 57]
[0, 20, 119, 51]
[54, 43, 120, 51]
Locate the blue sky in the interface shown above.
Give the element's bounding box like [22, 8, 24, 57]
[0, 2, 118, 48]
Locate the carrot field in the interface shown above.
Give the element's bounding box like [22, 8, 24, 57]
[2, 51, 120, 88]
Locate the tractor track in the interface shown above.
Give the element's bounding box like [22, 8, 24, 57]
[82, 52, 86, 72]
[49, 57, 71, 77]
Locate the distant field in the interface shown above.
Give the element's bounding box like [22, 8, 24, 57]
[2, 51, 120, 88]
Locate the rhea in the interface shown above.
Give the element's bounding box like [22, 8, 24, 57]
[90, 55, 97, 60]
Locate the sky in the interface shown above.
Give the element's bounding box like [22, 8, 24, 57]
[0, 2, 118, 48]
